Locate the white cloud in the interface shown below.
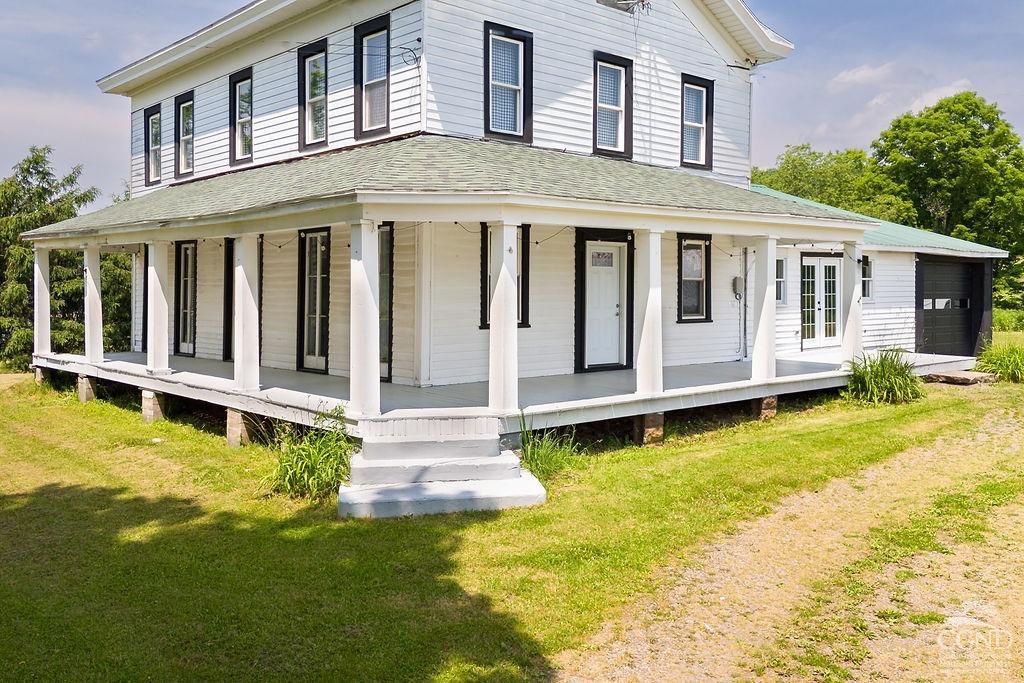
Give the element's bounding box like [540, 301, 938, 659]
[908, 78, 974, 112]
[0, 85, 128, 210]
[827, 62, 895, 93]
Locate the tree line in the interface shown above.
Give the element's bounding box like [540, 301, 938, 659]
[754, 92, 1024, 308]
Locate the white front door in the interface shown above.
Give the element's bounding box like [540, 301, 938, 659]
[801, 256, 842, 349]
[585, 242, 626, 367]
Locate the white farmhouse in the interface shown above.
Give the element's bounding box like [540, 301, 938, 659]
[24, 0, 1007, 517]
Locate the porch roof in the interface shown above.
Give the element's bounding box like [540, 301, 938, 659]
[24, 135, 871, 242]
[752, 184, 1010, 259]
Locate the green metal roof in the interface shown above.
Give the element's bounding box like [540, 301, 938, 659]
[752, 184, 1008, 258]
[25, 135, 868, 240]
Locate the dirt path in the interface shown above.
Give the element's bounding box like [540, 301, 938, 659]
[856, 503, 1024, 682]
[0, 374, 29, 392]
[557, 407, 1024, 681]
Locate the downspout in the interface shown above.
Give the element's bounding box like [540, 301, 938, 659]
[742, 247, 749, 358]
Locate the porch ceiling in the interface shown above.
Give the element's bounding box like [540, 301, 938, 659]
[23, 135, 872, 245]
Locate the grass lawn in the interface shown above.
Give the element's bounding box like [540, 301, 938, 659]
[994, 329, 1024, 346]
[0, 377, 1020, 680]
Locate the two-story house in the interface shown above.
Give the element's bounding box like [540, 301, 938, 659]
[24, 0, 1006, 517]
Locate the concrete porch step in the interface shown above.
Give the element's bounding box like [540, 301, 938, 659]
[359, 436, 501, 460]
[337, 471, 547, 518]
[349, 451, 522, 485]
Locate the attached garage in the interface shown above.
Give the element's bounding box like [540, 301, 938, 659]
[916, 257, 994, 357]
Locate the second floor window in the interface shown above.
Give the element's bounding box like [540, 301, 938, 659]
[175, 92, 194, 178]
[681, 73, 714, 170]
[593, 52, 632, 158]
[144, 104, 161, 185]
[484, 22, 533, 142]
[229, 67, 253, 165]
[298, 39, 329, 149]
[355, 15, 390, 138]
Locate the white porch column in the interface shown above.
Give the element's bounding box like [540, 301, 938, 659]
[842, 241, 864, 363]
[634, 229, 664, 395]
[83, 246, 103, 363]
[233, 235, 261, 391]
[350, 220, 381, 417]
[488, 222, 519, 413]
[751, 236, 777, 381]
[146, 242, 171, 375]
[33, 247, 51, 356]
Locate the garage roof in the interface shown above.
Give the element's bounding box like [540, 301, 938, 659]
[23, 135, 869, 241]
[752, 185, 1009, 259]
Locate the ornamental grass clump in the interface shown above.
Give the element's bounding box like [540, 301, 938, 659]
[263, 407, 354, 500]
[976, 343, 1024, 383]
[519, 415, 582, 482]
[844, 348, 924, 405]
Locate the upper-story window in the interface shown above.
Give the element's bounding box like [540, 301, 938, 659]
[355, 15, 390, 139]
[298, 39, 328, 150]
[593, 52, 632, 159]
[229, 67, 253, 166]
[681, 73, 714, 170]
[175, 92, 194, 178]
[484, 22, 533, 143]
[144, 103, 162, 186]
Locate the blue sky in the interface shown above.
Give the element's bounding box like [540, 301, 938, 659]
[1, 1, 1021, 209]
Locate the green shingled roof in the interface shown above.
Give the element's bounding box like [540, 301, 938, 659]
[24, 135, 868, 240]
[752, 184, 1008, 258]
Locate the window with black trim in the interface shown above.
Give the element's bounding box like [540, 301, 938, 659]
[355, 15, 390, 139]
[593, 52, 632, 158]
[681, 73, 714, 170]
[229, 67, 253, 165]
[223, 238, 234, 362]
[143, 103, 162, 186]
[174, 241, 197, 356]
[862, 254, 873, 300]
[775, 257, 787, 303]
[174, 91, 194, 178]
[298, 39, 328, 150]
[479, 223, 530, 329]
[484, 22, 533, 143]
[297, 229, 330, 373]
[677, 233, 712, 323]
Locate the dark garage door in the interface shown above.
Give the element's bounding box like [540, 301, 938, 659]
[918, 261, 975, 356]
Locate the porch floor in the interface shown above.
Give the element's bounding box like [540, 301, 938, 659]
[36, 350, 974, 431]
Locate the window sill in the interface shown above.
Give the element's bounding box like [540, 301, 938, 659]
[593, 146, 632, 161]
[299, 139, 328, 152]
[479, 322, 532, 330]
[676, 317, 714, 324]
[680, 160, 713, 172]
[485, 131, 531, 144]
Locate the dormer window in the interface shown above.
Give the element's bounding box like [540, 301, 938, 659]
[175, 91, 194, 178]
[144, 104, 161, 186]
[593, 52, 632, 158]
[484, 22, 533, 143]
[298, 39, 328, 149]
[355, 15, 390, 139]
[229, 67, 253, 165]
[681, 73, 714, 170]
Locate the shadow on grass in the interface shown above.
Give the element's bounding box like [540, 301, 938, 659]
[0, 484, 552, 680]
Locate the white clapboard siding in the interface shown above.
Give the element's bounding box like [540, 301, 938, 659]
[391, 223, 418, 384]
[661, 233, 747, 366]
[260, 232, 299, 370]
[518, 226, 576, 378]
[863, 250, 916, 351]
[775, 248, 802, 355]
[328, 224, 352, 376]
[129, 0, 424, 197]
[194, 239, 227, 360]
[131, 250, 144, 352]
[423, 0, 752, 185]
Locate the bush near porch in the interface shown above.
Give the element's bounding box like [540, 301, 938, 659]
[0, 377, 1018, 680]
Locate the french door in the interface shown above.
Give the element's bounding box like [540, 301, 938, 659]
[300, 230, 330, 372]
[379, 224, 393, 380]
[800, 256, 842, 349]
[175, 241, 197, 356]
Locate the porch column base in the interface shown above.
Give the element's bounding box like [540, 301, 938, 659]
[77, 375, 97, 404]
[632, 412, 665, 446]
[141, 390, 166, 424]
[33, 367, 51, 386]
[226, 408, 255, 447]
[750, 395, 778, 420]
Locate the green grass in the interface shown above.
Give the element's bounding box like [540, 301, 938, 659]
[993, 308, 1024, 332]
[994, 330, 1024, 346]
[0, 379, 1017, 680]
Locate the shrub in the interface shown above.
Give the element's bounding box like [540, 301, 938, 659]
[976, 343, 1024, 383]
[263, 407, 354, 500]
[844, 348, 924, 405]
[519, 415, 582, 482]
[992, 308, 1024, 332]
